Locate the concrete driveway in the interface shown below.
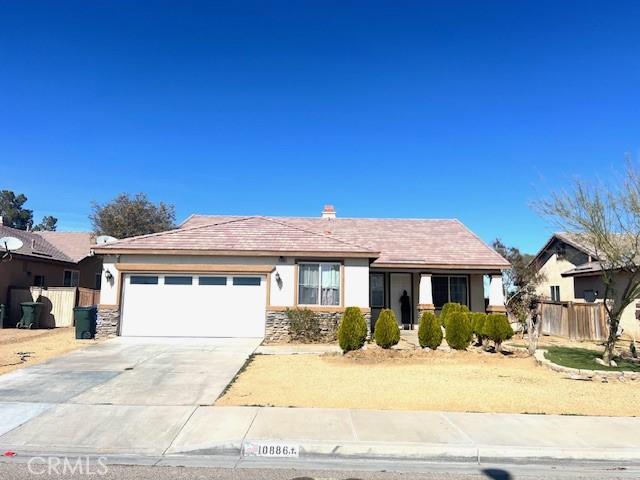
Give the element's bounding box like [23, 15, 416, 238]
[0, 337, 260, 455]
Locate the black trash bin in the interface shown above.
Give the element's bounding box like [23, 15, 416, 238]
[0, 304, 6, 328]
[74, 306, 97, 339]
[18, 302, 44, 329]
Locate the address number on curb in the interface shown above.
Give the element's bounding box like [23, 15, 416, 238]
[243, 442, 300, 457]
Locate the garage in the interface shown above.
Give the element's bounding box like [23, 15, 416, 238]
[119, 273, 267, 337]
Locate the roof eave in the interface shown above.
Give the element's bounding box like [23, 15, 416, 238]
[371, 261, 510, 270]
[92, 247, 379, 258]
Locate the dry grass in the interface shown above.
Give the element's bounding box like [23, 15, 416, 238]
[0, 328, 89, 375]
[217, 347, 640, 416]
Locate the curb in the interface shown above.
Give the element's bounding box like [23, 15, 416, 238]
[534, 349, 640, 380]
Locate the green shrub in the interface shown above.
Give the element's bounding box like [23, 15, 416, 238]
[445, 311, 473, 350]
[374, 309, 401, 349]
[337, 307, 368, 353]
[286, 307, 320, 342]
[470, 312, 487, 344]
[482, 314, 514, 351]
[418, 311, 443, 349]
[439, 303, 470, 328]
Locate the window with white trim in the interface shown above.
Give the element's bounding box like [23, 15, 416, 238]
[63, 270, 79, 287]
[298, 262, 340, 306]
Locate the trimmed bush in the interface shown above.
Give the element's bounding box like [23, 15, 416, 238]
[286, 307, 320, 342]
[418, 311, 443, 349]
[439, 303, 470, 328]
[482, 314, 514, 351]
[374, 309, 401, 349]
[337, 307, 368, 353]
[445, 311, 473, 350]
[470, 312, 487, 344]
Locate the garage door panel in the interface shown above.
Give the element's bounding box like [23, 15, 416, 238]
[120, 274, 266, 338]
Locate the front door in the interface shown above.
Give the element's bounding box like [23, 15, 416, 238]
[390, 273, 412, 328]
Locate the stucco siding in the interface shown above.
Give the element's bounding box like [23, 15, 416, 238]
[344, 258, 370, 308]
[535, 253, 576, 301]
[469, 274, 485, 312]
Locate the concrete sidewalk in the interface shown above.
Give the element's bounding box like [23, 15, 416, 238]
[2, 405, 639, 464]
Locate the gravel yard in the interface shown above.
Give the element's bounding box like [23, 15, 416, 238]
[217, 347, 640, 416]
[0, 327, 89, 374]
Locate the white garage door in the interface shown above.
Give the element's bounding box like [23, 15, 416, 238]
[120, 273, 266, 337]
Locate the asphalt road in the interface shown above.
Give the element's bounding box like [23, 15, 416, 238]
[0, 458, 638, 480]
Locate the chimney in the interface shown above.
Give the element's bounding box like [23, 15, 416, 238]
[321, 204, 336, 219]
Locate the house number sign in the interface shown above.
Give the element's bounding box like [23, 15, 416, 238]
[242, 441, 300, 457]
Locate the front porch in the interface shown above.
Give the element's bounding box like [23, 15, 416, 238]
[369, 269, 505, 330]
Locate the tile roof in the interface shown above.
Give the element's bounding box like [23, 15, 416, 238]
[0, 225, 73, 263]
[34, 231, 95, 263]
[94, 216, 378, 256]
[97, 214, 509, 268]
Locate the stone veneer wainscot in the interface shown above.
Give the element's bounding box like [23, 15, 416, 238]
[264, 309, 371, 344]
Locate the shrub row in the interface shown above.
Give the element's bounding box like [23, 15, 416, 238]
[336, 303, 513, 353]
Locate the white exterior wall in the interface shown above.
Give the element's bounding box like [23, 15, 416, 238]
[99, 254, 372, 309]
[270, 259, 295, 307]
[100, 255, 119, 305]
[536, 253, 577, 301]
[344, 258, 370, 308]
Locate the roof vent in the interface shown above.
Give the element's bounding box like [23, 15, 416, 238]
[321, 204, 336, 219]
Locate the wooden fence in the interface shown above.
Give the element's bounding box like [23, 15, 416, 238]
[7, 286, 100, 328]
[540, 300, 608, 340]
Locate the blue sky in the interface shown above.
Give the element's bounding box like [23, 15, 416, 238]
[1, 1, 638, 253]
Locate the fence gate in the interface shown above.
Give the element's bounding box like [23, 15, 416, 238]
[540, 301, 608, 340]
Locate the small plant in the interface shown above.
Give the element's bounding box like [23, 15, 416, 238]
[337, 307, 368, 353]
[374, 309, 401, 349]
[286, 307, 320, 343]
[445, 311, 473, 350]
[418, 311, 443, 349]
[630, 339, 638, 359]
[470, 312, 487, 345]
[482, 314, 514, 352]
[439, 303, 470, 328]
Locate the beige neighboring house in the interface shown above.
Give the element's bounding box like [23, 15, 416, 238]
[0, 225, 103, 306]
[531, 232, 640, 337]
[92, 205, 510, 341]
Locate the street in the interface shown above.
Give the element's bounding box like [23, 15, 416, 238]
[0, 456, 638, 480]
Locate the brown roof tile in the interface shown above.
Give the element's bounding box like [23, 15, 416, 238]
[34, 231, 95, 263]
[99, 214, 509, 268]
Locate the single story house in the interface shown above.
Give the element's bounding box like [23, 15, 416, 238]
[0, 225, 103, 305]
[531, 232, 640, 337]
[93, 206, 510, 341]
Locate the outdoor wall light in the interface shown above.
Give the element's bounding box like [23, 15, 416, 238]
[275, 271, 283, 288]
[104, 269, 114, 282]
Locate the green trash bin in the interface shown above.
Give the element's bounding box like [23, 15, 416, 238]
[17, 302, 43, 329]
[74, 306, 97, 339]
[0, 304, 6, 328]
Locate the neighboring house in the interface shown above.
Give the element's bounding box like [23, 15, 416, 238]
[0, 225, 103, 305]
[531, 232, 640, 337]
[93, 205, 510, 341]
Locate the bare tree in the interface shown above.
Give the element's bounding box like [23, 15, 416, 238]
[537, 163, 640, 364]
[493, 239, 545, 354]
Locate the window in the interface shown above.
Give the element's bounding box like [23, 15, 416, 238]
[583, 289, 597, 302]
[130, 276, 158, 285]
[95, 273, 102, 290]
[370, 273, 385, 307]
[165, 276, 192, 285]
[63, 270, 79, 287]
[298, 262, 340, 306]
[432, 276, 469, 309]
[233, 277, 261, 286]
[199, 276, 227, 286]
[550, 285, 560, 302]
[33, 275, 45, 287]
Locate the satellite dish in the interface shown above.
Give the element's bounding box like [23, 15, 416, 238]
[96, 235, 118, 245]
[0, 236, 24, 251]
[0, 236, 23, 263]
